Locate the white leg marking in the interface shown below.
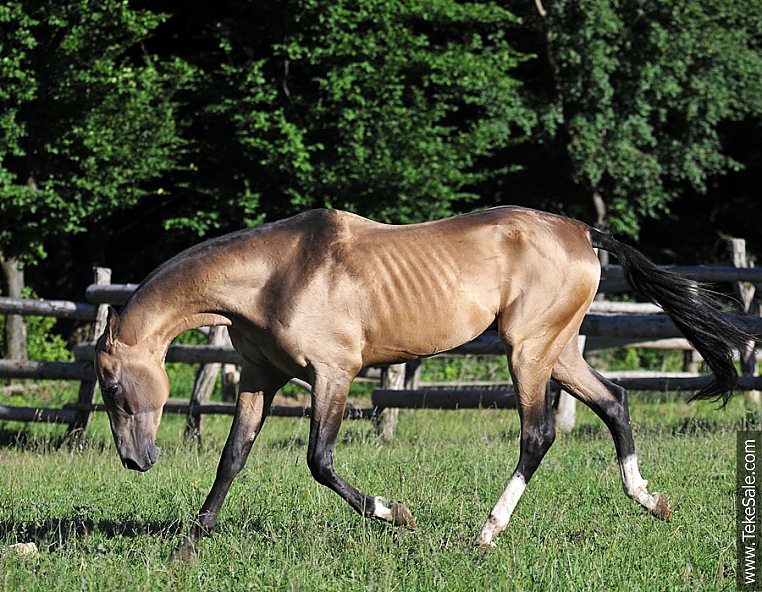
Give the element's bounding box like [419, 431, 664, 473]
[474, 474, 526, 548]
[620, 454, 660, 513]
[372, 496, 393, 521]
[620, 455, 649, 497]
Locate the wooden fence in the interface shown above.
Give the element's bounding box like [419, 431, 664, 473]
[1, 241, 761, 437]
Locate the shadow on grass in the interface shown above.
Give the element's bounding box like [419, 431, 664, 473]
[0, 516, 184, 550]
[0, 427, 112, 451]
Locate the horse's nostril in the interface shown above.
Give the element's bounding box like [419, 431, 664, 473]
[122, 457, 143, 471]
[148, 444, 161, 465]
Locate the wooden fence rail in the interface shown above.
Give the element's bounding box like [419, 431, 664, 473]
[0, 360, 92, 381]
[0, 297, 98, 320]
[67, 314, 762, 363]
[1, 254, 760, 435]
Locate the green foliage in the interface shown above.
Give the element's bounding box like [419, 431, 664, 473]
[0, 0, 187, 262]
[590, 347, 686, 373]
[421, 355, 512, 384]
[281, 0, 533, 222]
[22, 316, 70, 363]
[1, 0, 761, 291]
[163, 0, 533, 232]
[515, 0, 762, 237]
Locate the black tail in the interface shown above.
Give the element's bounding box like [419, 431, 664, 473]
[590, 228, 750, 405]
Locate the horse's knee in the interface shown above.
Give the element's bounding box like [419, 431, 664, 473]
[517, 415, 555, 479]
[307, 447, 334, 486]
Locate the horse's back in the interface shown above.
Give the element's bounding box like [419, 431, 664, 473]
[151, 207, 601, 371]
[299, 207, 601, 366]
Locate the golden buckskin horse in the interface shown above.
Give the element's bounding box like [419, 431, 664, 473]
[94, 206, 747, 559]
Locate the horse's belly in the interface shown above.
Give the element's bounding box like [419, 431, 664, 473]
[361, 298, 496, 365]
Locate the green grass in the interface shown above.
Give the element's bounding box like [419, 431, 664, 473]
[0, 388, 752, 591]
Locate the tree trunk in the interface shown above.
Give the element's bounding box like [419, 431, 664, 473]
[0, 250, 28, 360]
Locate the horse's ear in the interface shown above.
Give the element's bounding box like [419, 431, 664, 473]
[103, 306, 120, 347]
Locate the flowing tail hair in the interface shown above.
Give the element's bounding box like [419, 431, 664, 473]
[590, 228, 751, 405]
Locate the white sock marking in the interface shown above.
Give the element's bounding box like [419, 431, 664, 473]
[372, 496, 393, 521]
[475, 473, 527, 547]
[620, 454, 658, 512]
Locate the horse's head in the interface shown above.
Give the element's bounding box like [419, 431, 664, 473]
[94, 307, 168, 472]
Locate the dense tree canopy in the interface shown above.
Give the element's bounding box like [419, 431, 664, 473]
[0, 0, 759, 312]
[0, 0, 184, 263]
[134, 0, 534, 235]
[0, 0, 186, 356]
[539, 0, 762, 237]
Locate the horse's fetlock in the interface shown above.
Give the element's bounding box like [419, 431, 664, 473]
[170, 539, 199, 563]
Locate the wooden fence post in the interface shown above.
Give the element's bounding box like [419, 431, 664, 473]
[221, 363, 240, 403]
[554, 336, 584, 431]
[184, 325, 229, 442]
[65, 267, 111, 438]
[374, 360, 421, 441]
[375, 364, 404, 441]
[731, 238, 760, 405]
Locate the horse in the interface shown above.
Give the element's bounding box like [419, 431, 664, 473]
[93, 206, 748, 559]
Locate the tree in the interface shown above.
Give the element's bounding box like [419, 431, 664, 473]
[279, 0, 535, 223]
[489, 0, 762, 243]
[0, 0, 186, 357]
[144, 0, 534, 238]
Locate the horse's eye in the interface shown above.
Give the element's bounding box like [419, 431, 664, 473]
[104, 384, 119, 398]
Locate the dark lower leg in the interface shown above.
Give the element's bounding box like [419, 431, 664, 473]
[171, 368, 287, 561]
[552, 350, 671, 521]
[307, 370, 414, 526]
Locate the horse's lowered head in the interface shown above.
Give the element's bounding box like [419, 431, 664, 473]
[94, 307, 168, 472]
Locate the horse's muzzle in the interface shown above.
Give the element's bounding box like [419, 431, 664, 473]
[121, 442, 161, 472]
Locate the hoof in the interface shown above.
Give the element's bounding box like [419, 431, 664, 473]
[473, 536, 496, 549]
[169, 540, 198, 563]
[651, 492, 671, 522]
[390, 502, 416, 527]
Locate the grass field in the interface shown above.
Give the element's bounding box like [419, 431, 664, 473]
[0, 381, 754, 591]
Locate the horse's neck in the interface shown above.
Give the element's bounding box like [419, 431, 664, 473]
[118, 287, 231, 355]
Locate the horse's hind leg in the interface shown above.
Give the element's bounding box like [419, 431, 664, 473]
[307, 366, 414, 527]
[474, 348, 556, 548]
[551, 338, 671, 521]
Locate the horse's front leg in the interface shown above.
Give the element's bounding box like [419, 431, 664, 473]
[171, 364, 289, 561]
[307, 367, 415, 527]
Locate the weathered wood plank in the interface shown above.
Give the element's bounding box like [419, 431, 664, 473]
[84, 283, 139, 305]
[0, 405, 78, 423]
[373, 389, 516, 409]
[61, 400, 374, 419]
[0, 360, 92, 381]
[0, 297, 98, 320]
[601, 264, 762, 283]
